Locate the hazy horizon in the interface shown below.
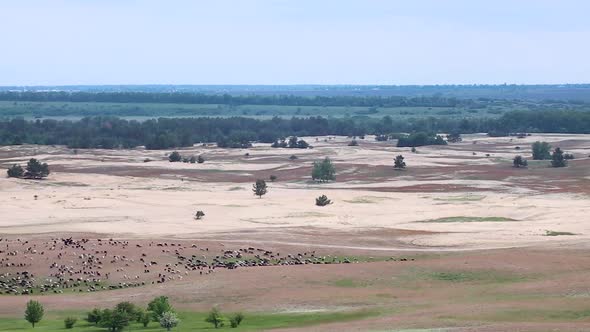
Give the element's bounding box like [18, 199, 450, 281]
[1, 0, 589, 86]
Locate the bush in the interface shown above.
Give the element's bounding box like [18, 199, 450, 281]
[312, 157, 336, 182]
[99, 309, 129, 332]
[159, 311, 180, 331]
[7, 164, 24, 178]
[86, 308, 102, 326]
[197, 155, 205, 163]
[397, 132, 447, 147]
[289, 154, 298, 160]
[139, 310, 151, 327]
[64, 317, 77, 329]
[446, 132, 462, 143]
[532, 141, 551, 160]
[551, 147, 567, 167]
[315, 195, 332, 206]
[375, 134, 389, 141]
[348, 139, 358, 146]
[168, 151, 182, 162]
[148, 296, 173, 321]
[189, 156, 196, 163]
[229, 313, 244, 328]
[205, 307, 224, 328]
[269, 175, 277, 182]
[513, 155, 528, 168]
[24, 158, 50, 179]
[394, 155, 406, 169]
[564, 153, 575, 160]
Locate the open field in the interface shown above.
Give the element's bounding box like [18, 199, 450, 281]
[1, 134, 590, 331]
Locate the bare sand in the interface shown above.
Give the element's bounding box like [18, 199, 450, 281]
[1, 134, 589, 250]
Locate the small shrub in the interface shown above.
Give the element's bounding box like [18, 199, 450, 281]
[551, 147, 567, 167]
[168, 151, 182, 162]
[289, 155, 298, 160]
[159, 311, 180, 331]
[195, 210, 205, 220]
[269, 175, 277, 182]
[316, 195, 332, 206]
[229, 312, 244, 328]
[205, 307, 224, 328]
[348, 140, 358, 146]
[7, 164, 24, 178]
[143, 158, 151, 163]
[411, 147, 416, 153]
[513, 155, 528, 168]
[86, 308, 102, 326]
[197, 155, 205, 164]
[64, 317, 77, 329]
[189, 156, 197, 163]
[394, 155, 406, 169]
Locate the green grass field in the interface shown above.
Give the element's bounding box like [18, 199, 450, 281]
[0, 309, 380, 331]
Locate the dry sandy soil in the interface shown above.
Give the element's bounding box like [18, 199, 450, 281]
[1, 134, 590, 331]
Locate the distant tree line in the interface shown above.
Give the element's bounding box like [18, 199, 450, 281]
[0, 110, 589, 149]
[0, 91, 475, 108]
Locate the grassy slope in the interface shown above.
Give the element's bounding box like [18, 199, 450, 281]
[0, 310, 380, 331]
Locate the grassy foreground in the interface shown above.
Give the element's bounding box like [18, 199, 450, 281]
[0, 310, 379, 331]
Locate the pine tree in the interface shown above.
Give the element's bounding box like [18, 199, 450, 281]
[551, 147, 567, 167]
[394, 155, 406, 169]
[252, 179, 267, 198]
[7, 164, 24, 178]
[24, 159, 49, 179]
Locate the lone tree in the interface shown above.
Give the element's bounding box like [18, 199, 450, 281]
[513, 155, 528, 168]
[315, 195, 332, 206]
[205, 307, 224, 329]
[159, 311, 180, 331]
[7, 164, 24, 178]
[168, 151, 182, 162]
[312, 157, 336, 182]
[24, 159, 49, 179]
[532, 141, 551, 160]
[551, 147, 567, 167]
[394, 155, 406, 169]
[253, 179, 267, 198]
[148, 296, 173, 321]
[25, 300, 44, 328]
[195, 210, 205, 220]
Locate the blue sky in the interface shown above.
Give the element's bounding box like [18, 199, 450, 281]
[1, 0, 589, 85]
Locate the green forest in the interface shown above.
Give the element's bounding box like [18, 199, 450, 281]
[1, 109, 588, 149]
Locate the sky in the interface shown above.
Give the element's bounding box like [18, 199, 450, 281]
[1, 0, 589, 86]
